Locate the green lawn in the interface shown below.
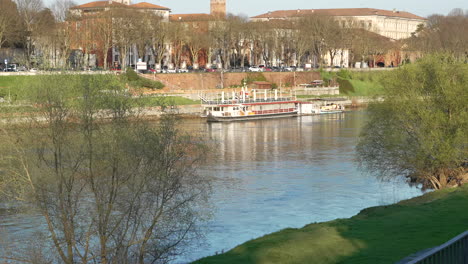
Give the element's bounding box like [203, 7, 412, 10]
[0, 75, 41, 100]
[194, 185, 468, 264]
[134, 96, 200, 107]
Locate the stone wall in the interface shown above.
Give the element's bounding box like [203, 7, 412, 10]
[145, 71, 321, 91]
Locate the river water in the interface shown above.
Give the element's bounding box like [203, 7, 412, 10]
[0, 111, 424, 262]
[176, 111, 423, 263]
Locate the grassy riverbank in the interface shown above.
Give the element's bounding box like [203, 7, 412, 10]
[335, 70, 385, 97]
[195, 185, 468, 264]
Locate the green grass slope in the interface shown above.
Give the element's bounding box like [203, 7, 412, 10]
[195, 185, 468, 264]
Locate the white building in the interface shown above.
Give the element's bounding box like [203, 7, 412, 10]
[251, 8, 427, 40]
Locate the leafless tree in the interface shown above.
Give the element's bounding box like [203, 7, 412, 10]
[0, 0, 21, 49]
[50, 0, 75, 22]
[0, 74, 211, 263]
[15, 0, 45, 67]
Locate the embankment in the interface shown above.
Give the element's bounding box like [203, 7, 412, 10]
[194, 185, 468, 264]
[143, 71, 321, 91]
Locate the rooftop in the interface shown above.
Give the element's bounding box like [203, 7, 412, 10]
[71, 1, 170, 10]
[252, 8, 427, 21]
[130, 2, 170, 10]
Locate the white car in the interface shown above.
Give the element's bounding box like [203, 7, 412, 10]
[249, 66, 263, 72]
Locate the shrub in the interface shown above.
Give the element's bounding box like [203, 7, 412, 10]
[243, 73, 267, 85]
[125, 68, 139, 82]
[338, 79, 354, 94]
[336, 69, 352, 80]
[138, 78, 164, 90]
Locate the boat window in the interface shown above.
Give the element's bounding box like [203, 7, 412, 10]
[214, 107, 220, 111]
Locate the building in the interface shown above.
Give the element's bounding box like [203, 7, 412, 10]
[70, 1, 171, 21]
[210, 0, 226, 17]
[169, 0, 227, 67]
[252, 8, 427, 40]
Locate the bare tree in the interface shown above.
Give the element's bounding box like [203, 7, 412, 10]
[50, 0, 75, 22]
[15, 0, 45, 67]
[0, 0, 21, 49]
[1, 74, 211, 263]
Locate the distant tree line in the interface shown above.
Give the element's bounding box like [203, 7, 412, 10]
[1, 1, 467, 69]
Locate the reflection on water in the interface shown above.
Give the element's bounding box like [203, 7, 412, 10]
[177, 112, 423, 263]
[0, 112, 423, 263]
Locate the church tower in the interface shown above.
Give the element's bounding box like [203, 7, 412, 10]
[210, 0, 226, 17]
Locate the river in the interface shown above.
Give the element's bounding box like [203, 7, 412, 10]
[0, 111, 424, 263]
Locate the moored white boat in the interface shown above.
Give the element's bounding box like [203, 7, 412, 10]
[200, 89, 299, 122]
[297, 102, 345, 115]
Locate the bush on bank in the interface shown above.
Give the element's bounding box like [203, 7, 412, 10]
[124, 68, 165, 90]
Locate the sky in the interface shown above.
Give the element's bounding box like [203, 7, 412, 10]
[54, 0, 468, 18]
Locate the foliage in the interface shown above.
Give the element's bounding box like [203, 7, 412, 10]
[337, 78, 355, 94]
[336, 69, 352, 80]
[134, 96, 199, 107]
[124, 68, 165, 90]
[137, 77, 165, 90]
[243, 73, 267, 85]
[319, 69, 335, 86]
[0, 74, 211, 263]
[357, 55, 468, 189]
[407, 10, 468, 61]
[125, 67, 140, 81]
[195, 184, 468, 264]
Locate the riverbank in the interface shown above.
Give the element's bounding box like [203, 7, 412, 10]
[194, 184, 468, 264]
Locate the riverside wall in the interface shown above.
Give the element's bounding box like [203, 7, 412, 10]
[143, 71, 322, 91]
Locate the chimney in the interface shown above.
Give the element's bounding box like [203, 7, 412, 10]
[393, 8, 397, 13]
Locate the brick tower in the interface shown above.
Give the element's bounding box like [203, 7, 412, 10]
[210, 0, 226, 17]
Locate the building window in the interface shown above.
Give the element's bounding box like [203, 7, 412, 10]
[114, 55, 119, 62]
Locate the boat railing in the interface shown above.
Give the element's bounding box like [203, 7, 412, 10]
[201, 97, 296, 105]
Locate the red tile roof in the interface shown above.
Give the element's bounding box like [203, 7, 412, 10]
[130, 2, 169, 10]
[71, 1, 170, 10]
[169, 13, 218, 22]
[70, 1, 127, 9]
[252, 8, 426, 20]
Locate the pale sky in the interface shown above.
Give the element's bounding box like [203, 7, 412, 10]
[52, 0, 468, 18]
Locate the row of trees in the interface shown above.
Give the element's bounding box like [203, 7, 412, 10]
[0, 0, 399, 70]
[1, 1, 467, 70]
[407, 8, 468, 62]
[0, 0, 77, 68]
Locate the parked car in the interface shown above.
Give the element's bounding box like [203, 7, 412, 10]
[284, 66, 297, 72]
[5, 64, 17, 72]
[205, 66, 218, 72]
[248, 65, 262, 72]
[310, 80, 324, 87]
[178, 68, 189, 73]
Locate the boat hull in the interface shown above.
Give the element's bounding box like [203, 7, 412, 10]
[207, 112, 298, 122]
